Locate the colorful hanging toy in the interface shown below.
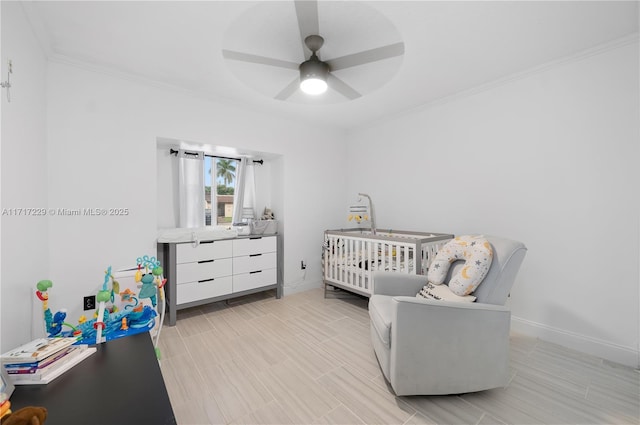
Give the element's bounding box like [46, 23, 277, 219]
[347, 204, 370, 224]
[36, 279, 81, 338]
[36, 255, 167, 347]
[134, 255, 167, 308]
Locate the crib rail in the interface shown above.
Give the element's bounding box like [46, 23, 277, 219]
[323, 229, 453, 297]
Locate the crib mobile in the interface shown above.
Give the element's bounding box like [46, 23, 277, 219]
[35, 255, 167, 348]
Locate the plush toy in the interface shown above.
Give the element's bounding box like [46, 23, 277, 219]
[0, 406, 47, 425]
[261, 207, 274, 220]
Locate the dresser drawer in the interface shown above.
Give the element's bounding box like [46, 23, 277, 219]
[176, 240, 232, 263]
[233, 252, 276, 275]
[233, 236, 276, 257]
[177, 276, 233, 305]
[176, 258, 232, 284]
[233, 268, 277, 293]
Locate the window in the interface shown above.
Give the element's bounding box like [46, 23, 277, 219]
[204, 156, 240, 226]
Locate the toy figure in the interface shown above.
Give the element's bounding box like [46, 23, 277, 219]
[0, 406, 47, 425]
[137, 272, 157, 307]
[34, 255, 166, 348]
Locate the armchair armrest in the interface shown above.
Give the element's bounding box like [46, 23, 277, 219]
[393, 296, 510, 313]
[372, 271, 427, 296]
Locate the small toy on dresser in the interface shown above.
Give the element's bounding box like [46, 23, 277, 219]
[261, 207, 274, 220]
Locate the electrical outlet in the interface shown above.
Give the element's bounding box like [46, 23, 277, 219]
[83, 295, 96, 311]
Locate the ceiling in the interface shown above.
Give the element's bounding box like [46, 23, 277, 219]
[20, 1, 639, 130]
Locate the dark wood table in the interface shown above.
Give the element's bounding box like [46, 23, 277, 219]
[9, 332, 176, 425]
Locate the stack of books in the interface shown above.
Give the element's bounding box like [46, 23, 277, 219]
[1, 337, 96, 385]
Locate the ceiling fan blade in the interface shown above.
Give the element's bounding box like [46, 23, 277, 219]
[294, 0, 319, 58]
[327, 74, 361, 100]
[222, 50, 299, 70]
[274, 77, 300, 100]
[326, 42, 405, 71]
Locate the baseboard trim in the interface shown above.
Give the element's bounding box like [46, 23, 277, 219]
[282, 280, 321, 296]
[512, 316, 639, 369]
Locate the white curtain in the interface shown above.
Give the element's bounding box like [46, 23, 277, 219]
[232, 159, 246, 224]
[232, 159, 257, 223]
[242, 162, 257, 221]
[178, 149, 205, 228]
[209, 158, 217, 226]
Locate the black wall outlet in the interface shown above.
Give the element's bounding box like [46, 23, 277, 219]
[84, 295, 96, 310]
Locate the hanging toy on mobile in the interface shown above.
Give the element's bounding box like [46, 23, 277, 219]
[135, 256, 166, 307]
[347, 193, 372, 224]
[94, 266, 119, 344]
[135, 255, 167, 357]
[347, 204, 370, 224]
[347, 193, 377, 235]
[35, 280, 81, 338]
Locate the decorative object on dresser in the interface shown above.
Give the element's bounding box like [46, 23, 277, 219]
[158, 235, 279, 326]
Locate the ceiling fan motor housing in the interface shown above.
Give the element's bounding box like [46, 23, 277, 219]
[299, 56, 329, 79]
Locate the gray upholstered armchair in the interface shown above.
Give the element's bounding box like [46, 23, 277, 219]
[368, 236, 527, 396]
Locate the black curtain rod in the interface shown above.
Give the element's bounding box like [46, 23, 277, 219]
[169, 149, 263, 164]
[169, 148, 200, 157]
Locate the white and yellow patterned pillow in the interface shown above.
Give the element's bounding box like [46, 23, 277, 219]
[426, 235, 493, 296]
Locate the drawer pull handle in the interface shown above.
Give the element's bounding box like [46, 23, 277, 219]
[198, 259, 214, 264]
[200, 241, 214, 244]
[249, 236, 262, 240]
[249, 253, 262, 257]
[250, 270, 262, 274]
[198, 278, 215, 283]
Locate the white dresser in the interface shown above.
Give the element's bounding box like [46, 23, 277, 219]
[158, 235, 279, 326]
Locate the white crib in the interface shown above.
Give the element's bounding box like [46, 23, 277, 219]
[323, 229, 453, 297]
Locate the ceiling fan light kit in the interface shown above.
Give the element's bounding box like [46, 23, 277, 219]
[222, 1, 404, 103]
[299, 35, 329, 95]
[300, 73, 328, 95]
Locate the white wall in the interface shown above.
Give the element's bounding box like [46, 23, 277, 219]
[0, 2, 49, 352]
[39, 61, 347, 333]
[346, 40, 640, 367]
[0, 57, 348, 346]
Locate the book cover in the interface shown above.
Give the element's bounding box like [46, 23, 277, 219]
[4, 346, 78, 375]
[9, 346, 85, 379]
[30, 346, 88, 377]
[4, 346, 75, 371]
[1, 338, 77, 363]
[4, 367, 37, 375]
[10, 346, 96, 385]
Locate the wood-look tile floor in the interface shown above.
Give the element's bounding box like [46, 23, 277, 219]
[159, 288, 639, 425]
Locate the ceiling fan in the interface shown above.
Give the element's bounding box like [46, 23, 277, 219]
[222, 0, 404, 101]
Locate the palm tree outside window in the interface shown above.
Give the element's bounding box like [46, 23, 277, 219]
[204, 156, 239, 226]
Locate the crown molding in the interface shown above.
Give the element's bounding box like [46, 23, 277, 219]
[20, 0, 54, 58]
[353, 32, 640, 133]
[46, 51, 344, 134]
